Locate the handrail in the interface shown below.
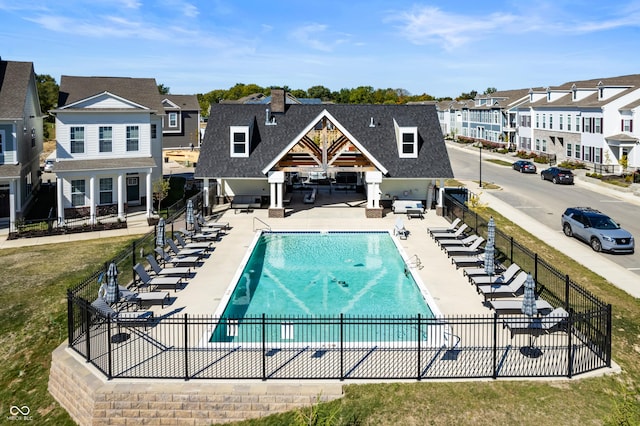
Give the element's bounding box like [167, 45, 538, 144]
[253, 217, 271, 232]
[407, 254, 422, 270]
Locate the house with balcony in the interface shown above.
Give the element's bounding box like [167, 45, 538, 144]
[50, 76, 164, 224]
[0, 58, 44, 230]
[517, 75, 640, 172]
[161, 94, 201, 149]
[196, 89, 453, 218]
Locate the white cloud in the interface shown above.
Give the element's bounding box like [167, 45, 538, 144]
[290, 23, 333, 52]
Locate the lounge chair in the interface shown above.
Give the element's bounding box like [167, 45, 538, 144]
[133, 263, 183, 292]
[431, 223, 468, 240]
[503, 307, 569, 338]
[450, 254, 485, 269]
[489, 298, 553, 315]
[445, 236, 484, 257]
[394, 218, 408, 239]
[180, 227, 219, 242]
[470, 263, 520, 286]
[90, 297, 154, 328]
[462, 264, 506, 278]
[175, 233, 212, 251]
[476, 271, 528, 301]
[438, 234, 478, 250]
[193, 221, 219, 236]
[154, 247, 201, 267]
[146, 254, 191, 278]
[196, 214, 229, 230]
[427, 218, 461, 236]
[166, 239, 205, 257]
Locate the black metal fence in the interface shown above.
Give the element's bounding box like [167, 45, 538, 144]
[65, 190, 612, 381]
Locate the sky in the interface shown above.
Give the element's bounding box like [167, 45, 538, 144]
[2, 0, 640, 98]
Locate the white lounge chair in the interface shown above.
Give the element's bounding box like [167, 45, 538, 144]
[196, 214, 229, 230]
[166, 239, 205, 257]
[470, 263, 520, 287]
[134, 263, 183, 292]
[450, 254, 485, 269]
[445, 236, 484, 257]
[154, 247, 201, 267]
[146, 254, 191, 278]
[91, 297, 154, 328]
[175, 233, 212, 251]
[489, 298, 553, 315]
[476, 271, 528, 301]
[503, 307, 569, 338]
[438, 234, 478, 249]
[431, 223, 468, 240]
[427, 218, 461, 236]
[394, 218, 408, 239]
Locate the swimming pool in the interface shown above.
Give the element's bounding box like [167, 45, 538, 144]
[210, 231, 444, 345]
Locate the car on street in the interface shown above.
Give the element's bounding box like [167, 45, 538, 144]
[512, 160, 537, 173]
[540, 167, 574, 184]
[561, 207, 634, 253]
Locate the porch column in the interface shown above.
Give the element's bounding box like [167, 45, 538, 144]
[268, 171, 285, 218]
[89, 175, 96, 224]
[117, 174, 125, 220]
[364, 171, 383, 218]
[202, 177, 210, 215]
[146, 170, 152, 218]
[436, 178, 445, 216]
[14, 178, 22, 214]
[8, 179, 16, 232]
[56, 176, 65, 224]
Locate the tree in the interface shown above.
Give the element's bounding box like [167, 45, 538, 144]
[456, 90, 477, 100]
[152, 178, 171, 214]
[158, 83, 170, 94]
[484, 87, 497, 94]
[36, 74, 58, 139]
[307, 85, 332, 100]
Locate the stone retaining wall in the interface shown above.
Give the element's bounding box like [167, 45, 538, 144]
[48, 344, 344, 425]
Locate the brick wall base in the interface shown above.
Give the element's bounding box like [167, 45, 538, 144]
[48, 344, 343, 425]
[365, 207, 383, 218]
[268, 208, 285, 218]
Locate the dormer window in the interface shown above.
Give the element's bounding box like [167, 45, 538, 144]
[394, 119, 418, 158]
[230, 126, 250, 157]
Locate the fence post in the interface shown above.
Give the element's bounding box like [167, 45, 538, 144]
[605, 304, 612, 367]
[184, 313, 189, 381]
[66, 291, 73, 348]
[107, 317, 113, 380]
[534, 253, 538, 283]
[262, 314, 266, 381]
[84, 301, 91, 362]
[417, 314, 421, 381]
[132, 241, 136, 268]
[340, 313, 344, 381]
[567, 310, 573, 378]
[492, 313, 498, 379]
[510, 237, 514, 263]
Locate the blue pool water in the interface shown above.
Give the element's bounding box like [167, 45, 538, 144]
[210, 231, 437, 344]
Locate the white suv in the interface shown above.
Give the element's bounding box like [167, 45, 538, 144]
[561, 207, 634, 253]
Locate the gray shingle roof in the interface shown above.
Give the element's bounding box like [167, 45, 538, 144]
[196, 103, 453, 179]
[0, 59, 37, 119]
[56, 76, 165, 112]
[163, 94, 200, 111]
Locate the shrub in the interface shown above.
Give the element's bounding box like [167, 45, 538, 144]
[533, 156, 549, 164]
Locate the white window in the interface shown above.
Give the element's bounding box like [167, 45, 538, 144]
[151, 124, 157, 139]
[559, 114, 563, 130]
[70, 126, 84, 153]
[567, 143, 572, 157]
[126, 126, 139, 151]
[99, 126, 112, 152]
[583, 118, 591, 133]
[169, 112, 178, 127]
[575, 117, 580, 132]
[230, 126, 250, 157]
[567, 114, 572, 131]
[594, 118, 601, 134]
[622, 119, 633, 132]
[542, 139, 547, 152]
[535, 139, 541, 151]
[549, 115, 553, 130]
[536, 114, 539, 128]
[402, 132, 415, 154]
[595, 148, 601, 163]
[575, 144, 581, 159]
[99, 178, 113, 204]
[542, 114, 546, 129]
[71, 179, 85, 207]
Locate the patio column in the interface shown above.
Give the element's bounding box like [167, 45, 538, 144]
[268, 171, 285, 218]
[146, 170, 152, 218]
[364, 171, 383, 218]
[117, 174, 125, 220]
[89, 175, 96, 224]
[56, 176, 64, 224]
[8, 179, 16, 232]
[436, 178, 445, 216]
[202, 177, 210, 215]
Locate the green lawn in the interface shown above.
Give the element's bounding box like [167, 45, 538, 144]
[0, 211, 638, 425]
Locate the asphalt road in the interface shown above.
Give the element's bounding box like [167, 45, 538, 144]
[446, 144, 640, 275]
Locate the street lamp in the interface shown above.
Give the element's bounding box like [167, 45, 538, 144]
[479, 143, 483, 188]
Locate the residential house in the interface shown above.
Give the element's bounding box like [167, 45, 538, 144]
[161, 94, 201, 149]
[0, 58, 44, 230]
[196, 89, 453, 218]
[50, 76, 164, 224]
[516, 75, 640, 172]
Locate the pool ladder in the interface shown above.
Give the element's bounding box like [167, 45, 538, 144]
[253, 217, 271, 231]
[407, 254, 423, 270]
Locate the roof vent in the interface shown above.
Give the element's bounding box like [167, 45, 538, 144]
[369, 117, 375, 127]
[265, 108, 276, 126]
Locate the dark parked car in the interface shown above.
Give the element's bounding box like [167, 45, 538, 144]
[540, 167, 574, 184]
[512, 160, 537, 173]
[561, 207, 634, 253]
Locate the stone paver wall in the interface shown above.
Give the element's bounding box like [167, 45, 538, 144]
[49, 345, 344, 425]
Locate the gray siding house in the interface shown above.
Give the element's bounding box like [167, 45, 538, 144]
[162, 94, 201, 149]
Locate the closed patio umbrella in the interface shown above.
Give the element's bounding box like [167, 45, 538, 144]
[105, 262, 119, 304]
[487, 216, 495, 244]
[483, 240, 495, 278]
[186, 199, 194, 230]
[156, 217, 166, 248]
[521, 273, 541, 357]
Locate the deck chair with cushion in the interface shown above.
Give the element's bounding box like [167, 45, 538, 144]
[431, 223, 468, 240]
[90, 297, 154, 328]
[450, 253, 485, 269]
[438, 234, 478, 250]
[469, 263, 521, 287]
[427, 218, 461, 236]
[154, 247, 201, 267]
[166, 239, 205, 258]
[196, 214, 229, 230]
[462, 263, 506, 278]
[179, 227, 219, 242]
[146, 254, 191, 278]
[394, 218, 408, 239]
[489, 298, 553, 315]
[476, 270, 528, 301]
[503, 307, 569, 338]
[134, 263, 183, 292]
[445, 236, 484, 257]
[175, 233, 212, 252]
